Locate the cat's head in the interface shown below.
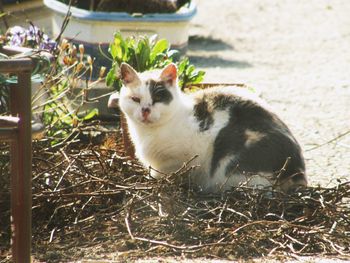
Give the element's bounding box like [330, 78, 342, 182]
[113, 62, 181, 127]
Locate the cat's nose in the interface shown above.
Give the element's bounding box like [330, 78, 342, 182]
[142, 107, 151, 119]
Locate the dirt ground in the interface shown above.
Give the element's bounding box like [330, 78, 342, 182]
[189, 0, 350, 188]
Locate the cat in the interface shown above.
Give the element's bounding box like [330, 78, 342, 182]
[108, 63, 307, 193]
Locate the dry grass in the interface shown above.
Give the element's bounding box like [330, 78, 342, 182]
[0, 124, 349, 262]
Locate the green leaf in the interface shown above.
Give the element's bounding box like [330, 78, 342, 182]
[109, 33, 124, 61]
[136, 38, 150, 72]
[190, 70, 205, 84]
[106, 66, 117, 87]
[108, 43, 117, 60]
[124, 37, 135, 62]
[83, 108, 99, 120]
[185, 64, 195, 76]
[150, 39, 169, 63]
[128, 48, 137, 70]
[178, 57, 189, 74]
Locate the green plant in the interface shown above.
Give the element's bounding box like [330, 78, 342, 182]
[41, 40, 104, 146]
[1, 25, 103, 146]
[0, 25, 56, 114]
[106, 32, 205, 91]
[177, 57, 205, 90]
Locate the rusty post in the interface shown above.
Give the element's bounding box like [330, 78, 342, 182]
[0, 57, 33, 263]
[9, 70, 32, 263]
[0, 46, 51, 262]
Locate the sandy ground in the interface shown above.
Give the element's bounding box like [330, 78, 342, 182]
[189, 0, 350, 188]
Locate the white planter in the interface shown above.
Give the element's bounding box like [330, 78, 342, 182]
[43, 0, 197, 51]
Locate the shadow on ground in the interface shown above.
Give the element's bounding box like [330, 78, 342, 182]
[188, 35, 234, 51]
[189, 54, 252, 68]
[187, 35, 252, 68]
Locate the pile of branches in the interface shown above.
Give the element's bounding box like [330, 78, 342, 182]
[0, 126, 349, 261]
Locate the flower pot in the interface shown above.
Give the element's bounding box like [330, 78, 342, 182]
[43, 0, 197, 77]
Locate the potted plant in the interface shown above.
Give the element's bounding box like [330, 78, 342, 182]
[43, 0, 196, 77]
[0, 25, 55, 137]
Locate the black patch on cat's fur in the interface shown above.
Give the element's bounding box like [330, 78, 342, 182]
[203, 92, 305, 181]
[291, 173, 307, 183]
[193, 93, 238, 131]
[193, 97, 214, 131]
[147, 80, 173, 105]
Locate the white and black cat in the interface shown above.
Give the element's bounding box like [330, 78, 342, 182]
[108, 63, 307, 193]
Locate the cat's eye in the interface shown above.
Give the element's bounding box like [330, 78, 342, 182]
[152, 90, 166, 103]
[131, 96, 141, 103]
[153, 93, 162, 102]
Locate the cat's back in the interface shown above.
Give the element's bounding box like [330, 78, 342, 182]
[189, 86, 306, 192]
[190, 86, 272, 132]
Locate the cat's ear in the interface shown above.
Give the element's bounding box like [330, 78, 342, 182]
[160, 63, 177, 86]
[119, 63, 140, 87]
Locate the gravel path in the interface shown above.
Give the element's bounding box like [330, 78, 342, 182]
[189, 0, 350, 187]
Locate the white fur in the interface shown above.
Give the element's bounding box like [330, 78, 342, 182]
[115, 67, 274, 193]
